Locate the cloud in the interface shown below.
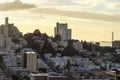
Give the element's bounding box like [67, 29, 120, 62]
[113, 3, 120, 8]
[31, 8, 120, 22]
[0, 0, 36, 11]
[106, 0, 120, 3]
[32, 0, 75, 6]
[45, 0, 74, 5]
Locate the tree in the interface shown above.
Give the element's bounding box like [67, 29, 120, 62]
[21, 76, 30, 80]
[12, 39, 19, 44]
[62, 40, 78, 56]
[33, 29, 42, 36]
[95, 42, 100, 46]
[41, 40, 55, 54]
[15, 48, 21, 54]
[42, 33, 48, 40]
[54, 35, 61, 41]
[90, 53, 97, 57]
[23, 33, 34, 45]
[11, 75, 18, 80]
[83, 41, 93, 51]
[83, 41, 87, 49]
[39, 68, 47, 73]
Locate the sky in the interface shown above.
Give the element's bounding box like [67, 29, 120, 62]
[0, 0, 120, 42]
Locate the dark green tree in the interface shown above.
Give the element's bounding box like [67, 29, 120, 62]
[23, 33, 34, 46]
[62, 40, 78, 56]
[33, 29, 42, 36]
[42, 33, 48, 40]
[11, 75, 18, 80]
[21, 76, 30, 80]
[54, 35, 61, 42]
[41, 40, 55, 54]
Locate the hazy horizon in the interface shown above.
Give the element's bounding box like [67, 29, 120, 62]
[0, 0, 120, 42]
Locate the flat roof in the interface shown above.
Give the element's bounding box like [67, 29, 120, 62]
[30, 73, 49, 76]
[50, 76, 68, 77]
[25, 51, 36, 54]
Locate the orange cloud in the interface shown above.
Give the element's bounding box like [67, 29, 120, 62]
[0, 0, 36, 11]
[113, 3, 120, 8]
[31, 8, 120, 22]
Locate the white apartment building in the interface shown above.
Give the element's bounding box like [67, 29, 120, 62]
[23, 52, 37, 72]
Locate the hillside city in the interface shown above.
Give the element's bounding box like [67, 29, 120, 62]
[0, 17, 120, 80]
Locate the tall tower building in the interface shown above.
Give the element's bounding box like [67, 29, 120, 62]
[5, 17, 8, 25]
[67, 29, 72, 40]
[4, 17, 9, 38]
[23, 52, 37, 72]
[0, 17, 22, 38]
[54, 22, 72, 40]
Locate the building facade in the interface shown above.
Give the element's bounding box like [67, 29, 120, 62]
[112, 40, 120, 49]
[54, 22, 72, 40]
[0, 34, 12, 49]
[23, 52, 37, 72]
[0, 17, 22, 38]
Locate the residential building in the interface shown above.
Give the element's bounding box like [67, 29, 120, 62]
[115, 49, 120, 54]
[73, 41, 83, 51]
[5, 38, 12, 49]
[0, 17, 22, 38]
[23, 51, 37, 72]
[9, 67, 30, 77]
[54, 22, 72, 40]
[30, 73, 49, 80]
[0, 34, 5, 48]
[49, 76, 69, 80]
[58, 41, 68, 48]
[37, 58, 51, 72]
[0, 34, 12, 49]
[51, 42, 58, 50]
[112, 40, 120, 49]
[30, 73, 69, 80]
